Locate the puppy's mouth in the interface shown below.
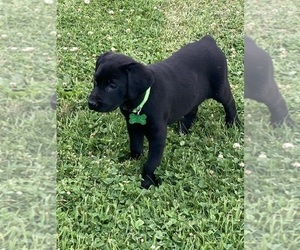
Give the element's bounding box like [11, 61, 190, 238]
[88, 100, 118, 113]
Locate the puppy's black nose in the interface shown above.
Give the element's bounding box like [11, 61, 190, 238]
[88, 100, 98, 109]
[88, 100, 98, 106]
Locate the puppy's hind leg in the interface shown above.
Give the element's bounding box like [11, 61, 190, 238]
[214, 80, 240, 127]
[246, 79, 293, 127]
[180, 106, 198, 134]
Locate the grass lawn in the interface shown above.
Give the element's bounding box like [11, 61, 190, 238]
[56, 0, 244, 249]
[245, 0, 300, 249]
[0, 0, 56, 249]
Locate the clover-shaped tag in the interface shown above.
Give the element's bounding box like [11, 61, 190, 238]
[129, 113, 147, 125]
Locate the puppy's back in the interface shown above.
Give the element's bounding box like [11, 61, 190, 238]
[165, 35, 226, 73]
[244, 36, 274, 87]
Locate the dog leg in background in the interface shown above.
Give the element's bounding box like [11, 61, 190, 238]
[180, 106, 199, 134]
[244, 36, 294, 127]
[245, 79, 293, 127]
[267, 87, 294, 127]
[50, 93, 56, 110]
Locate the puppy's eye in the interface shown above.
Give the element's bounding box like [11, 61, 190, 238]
[107, 82, 118, 91]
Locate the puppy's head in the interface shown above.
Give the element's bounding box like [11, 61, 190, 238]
[88, 52, 153, 112]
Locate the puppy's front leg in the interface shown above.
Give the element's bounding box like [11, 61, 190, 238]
[127, 123, 144, 159]
[142, 126, 167, 189]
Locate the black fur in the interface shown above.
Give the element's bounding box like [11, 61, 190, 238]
[244, 36, 293, 127]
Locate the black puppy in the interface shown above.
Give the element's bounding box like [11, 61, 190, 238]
[88, 35, 239, 189]
[244, 36, 293, 127]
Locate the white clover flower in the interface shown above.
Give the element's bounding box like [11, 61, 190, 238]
[245, 170, 252, 175]
[108, 10, 114, 15]
[22, 47, 35, 52]
[218, 153, 223, 159]
[44, 0, 54, 4]
[291, 162, 300, 168]
[69, 47, 79, 52]
[282, 143, 295, 149]
[88, 31, 94, 35]
[258, 153, 267, 159]
[233, 143, 241, 149]
[9, 82, 17, 88]
[239, 162, 244, 167]
[84, 0, 90, 4]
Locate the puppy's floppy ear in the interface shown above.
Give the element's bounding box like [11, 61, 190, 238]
[126, 63, 154, 100]
[95, 52, 113, 70]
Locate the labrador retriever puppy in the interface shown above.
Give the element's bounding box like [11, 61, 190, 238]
[88, 35, 239, 189]
[244, 35, 293, 127]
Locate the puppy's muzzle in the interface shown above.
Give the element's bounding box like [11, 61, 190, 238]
[88, 97, 115, 112]
[88, 96, 102, 111]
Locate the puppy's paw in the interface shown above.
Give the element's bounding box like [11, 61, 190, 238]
[141, 174, 160, 189]
[130, 152, 142, 160]
[179, 124, 190, 135]
[271, 115, 294, 128]
[226, 116, 241, 128]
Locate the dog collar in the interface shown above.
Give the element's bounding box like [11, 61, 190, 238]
[129, 87, 151, 125]
[132, 87, 151, 114]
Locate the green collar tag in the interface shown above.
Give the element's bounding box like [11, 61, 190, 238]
[129, 113, 147, 125]
[129, 87, 151, 125]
